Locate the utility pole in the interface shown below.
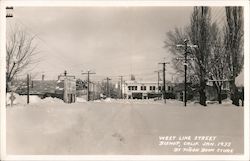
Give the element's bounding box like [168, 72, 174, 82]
[92, 82, 95, 100]
[30, 74, 33, 88]
[154, 70, 162, 100]
[27, 74, 30, 104]
[82, 70, 96, 101]
[119, 76, 123, 99]
[105, 77, 111, 98]
[158, 62, 170, 104]
[176, 39, 197, 106]
[184, 40, 188, 107]
[63, 70, 67, 103]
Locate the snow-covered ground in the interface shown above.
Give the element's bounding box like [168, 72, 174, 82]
[6, 95, 244, 155]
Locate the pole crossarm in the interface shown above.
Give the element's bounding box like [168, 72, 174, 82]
[154, 69, 163, 73]
[208, 79, 232, 82]
[104, 77, 111, 81]
[81, 72, 96, 75]
[158, 62, 170, 65]
[176, 57, 196, 61]
[176, 44, 198, 48]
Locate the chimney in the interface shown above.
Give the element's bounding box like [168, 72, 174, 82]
[131, 74, 135, 81]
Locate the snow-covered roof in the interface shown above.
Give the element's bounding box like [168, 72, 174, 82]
[13, 80, 57, 94]
[235, 71, 244, 87]
[125, 80, 172, 84]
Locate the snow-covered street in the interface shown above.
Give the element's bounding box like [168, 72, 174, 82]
[7, 97, 243, 155]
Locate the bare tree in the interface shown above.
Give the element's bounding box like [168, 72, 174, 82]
[208, 23, 229, 104]
[165, 27, 197, 85]
[165, 27, 187, 74]
[187, 6, 212, 106]
[224, 7, 244, 106]
[167, 7, 212, 106]
[6, 30, 38, 92]
[166, 7, 212, 106]
[100, 81, 119, 98]
[166, 7, 243, 106]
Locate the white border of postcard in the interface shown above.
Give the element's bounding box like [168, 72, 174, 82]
[0, 0, 249, 161]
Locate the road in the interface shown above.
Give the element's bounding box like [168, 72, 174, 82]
[6, 99, 244, 155]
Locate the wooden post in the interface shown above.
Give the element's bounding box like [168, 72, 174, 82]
[10, 91, 16, 107]
[27, 74, 30, 104]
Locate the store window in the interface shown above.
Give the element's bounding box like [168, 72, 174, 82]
[141, 86, 146, 91]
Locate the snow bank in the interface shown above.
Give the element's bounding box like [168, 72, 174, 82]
[6, 93, 63, 106]
[100, 98, 183, 106]
[76, 97, 87, 103]
[223, 98, 233, 104]
[104, 97, 114, 102]
[30, 96, 42, 103]
[41, 97, 63, 103]
[6, 93, 41, 105]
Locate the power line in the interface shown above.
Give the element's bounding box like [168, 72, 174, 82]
[8, 19, 69, 71]
[11, 18, 97, 80]
[13, 17, 76, 67]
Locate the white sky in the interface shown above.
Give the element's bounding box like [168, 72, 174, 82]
[7, 7, 226, 82]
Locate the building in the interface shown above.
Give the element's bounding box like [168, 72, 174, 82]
[173, 81, 231, 102]
[123, 80, 173, 99]
[13, 79, 57, 96]
[11, 74, 77, 103]
[56, 75, 76, 103]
